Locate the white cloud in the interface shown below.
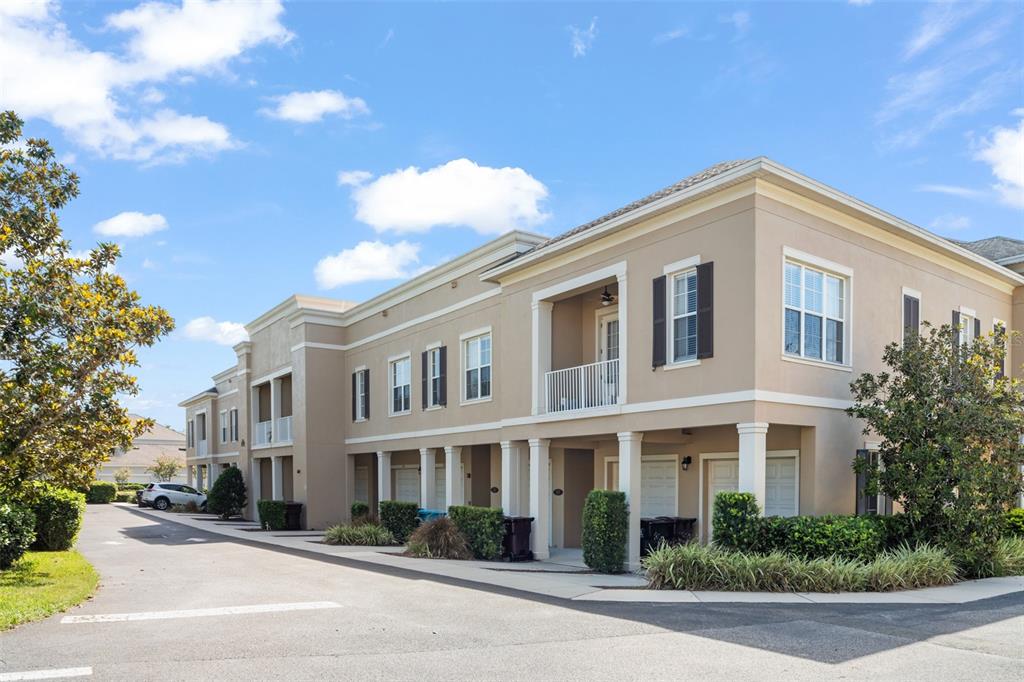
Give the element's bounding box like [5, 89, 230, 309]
[337, 170, 373, 187]
[720, 10, 751, 41]
[916, 184, 985, 199]
[568, 17, 598, 58]
[848, 0, 873, 5]
[929, 213, 971, 232]
[314, 240, 422, 289]
[348, 158, 549, 235]
[903, 1, 981, 60]
[974, 118, 1024, 209]
[0, 1, 289, 163]
[93, 211, 168, 237]
[653, 27, 689, 45]
[141, 258, 157, 270]
[182, 316, 249, 346]
[262, 90, 370, 123]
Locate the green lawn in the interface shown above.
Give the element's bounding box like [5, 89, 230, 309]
[0, 551, 99, 630]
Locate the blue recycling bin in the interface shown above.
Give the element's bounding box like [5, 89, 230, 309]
[416, 508, 447, 524]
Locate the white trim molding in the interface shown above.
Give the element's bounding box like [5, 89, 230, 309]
[663, 254, 701, 275]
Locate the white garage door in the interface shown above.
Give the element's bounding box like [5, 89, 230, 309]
[394, 468, 420, 505]
[641, 459, 677, 517]
[765, 458, 797, 517]
[354, 465, 369, 504]
[434, 465, 446, 510]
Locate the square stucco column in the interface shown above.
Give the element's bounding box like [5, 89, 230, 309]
[271, 456, 284, 500]
[528, 438, 551, 560]
[376, 451, 392, 504]
[187, 465, 194, 487]
[196, 465, 205, 492]
[617, 431, 643, 571]
[500, 441, 525, 516]
[444, 446, 464, 509]
[420, 448, 437, 510]
[737, 422, 769, 514]
[250, 459, 261, 516]
[531, 300, 553, 415]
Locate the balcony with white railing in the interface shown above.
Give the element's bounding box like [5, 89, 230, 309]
[545, 358, 620, 414]
[255, 420, 273, 445]
[276, 415, 292, 443]
[196, 439, 208, 457]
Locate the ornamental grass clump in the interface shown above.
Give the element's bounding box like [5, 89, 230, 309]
[323, 523, 395, 546]
[990, 536, 1024, 577]
[405, 518, 473, 560]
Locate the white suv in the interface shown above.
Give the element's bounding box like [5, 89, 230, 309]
[141, 483, 207, 511]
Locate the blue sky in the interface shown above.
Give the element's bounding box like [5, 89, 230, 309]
[2, 1, 1022, 429]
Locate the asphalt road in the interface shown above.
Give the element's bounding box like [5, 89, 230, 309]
[1, 505, 1021, 681]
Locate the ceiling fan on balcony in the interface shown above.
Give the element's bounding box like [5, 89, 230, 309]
[600, 285, 615, 306]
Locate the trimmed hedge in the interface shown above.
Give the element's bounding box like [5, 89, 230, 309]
[582, 490, 629, 573]
[257, 500, 286, 531]
[207, 467, 247, 519]
[31, 485, 85, 551]
[1005, 508, 1024, 538]
[448, 505, 504, 560]
[378, 501, 418, 543]
[351, 501, 370, 525]
[85, 481, 117, 504]
[0, 504, 36, 570]
[114, 491, 135, 503]
[711, 492, 761, 551]
[116, 482, 147, 492]
[323, 523, 395, 546]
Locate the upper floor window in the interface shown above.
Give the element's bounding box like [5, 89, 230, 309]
[784, 258, 848, 365]
[463, 331, 492, 402]
[229, 408, 239, 441]
[426, 347, 443, 408]
[219, 410, 228, 444]
[389, 356, 411, 415]
[956, 309, 976, 346]
[187, 419, 194, 448]
[354, 368, 369, 421]
[671, 269, 698, 363]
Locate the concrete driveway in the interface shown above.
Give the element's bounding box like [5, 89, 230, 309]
[1, 505, 1021, 681]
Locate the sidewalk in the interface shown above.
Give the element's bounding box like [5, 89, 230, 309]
[121, 504, 1024, 605]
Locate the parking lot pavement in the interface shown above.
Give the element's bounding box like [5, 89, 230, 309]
[1, 505, 1021, 681]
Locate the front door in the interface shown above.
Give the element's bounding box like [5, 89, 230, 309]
[354, 465, 369, 503]
[597, 310, 620, 361]
[707, 460, 739, 539]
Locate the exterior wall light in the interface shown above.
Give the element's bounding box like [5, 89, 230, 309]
[681, 456, 692, 471]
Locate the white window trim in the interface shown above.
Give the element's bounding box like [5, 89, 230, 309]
[957, 306, 976, 346]
[229, 408, 239, 442]
[426, 346, 443, 409]
[388, 353, 412, 417]
[460, 329, 493, 406]
[219, 410, 228, 444]
[665, 260, 701, 368]
[781, 248, 853, 369]
[697, 450, 800, 542]
[354, 366, 369, 422]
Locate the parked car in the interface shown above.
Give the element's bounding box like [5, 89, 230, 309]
[141, 483, 207, 511]
[136, 487, 148, 507]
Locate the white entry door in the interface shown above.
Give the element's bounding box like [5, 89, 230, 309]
[707, 460, 739, 539]
[394, 468, 420, 505]
[434, 464, 446, 510]
[354, 465, 369, 503]
[597, 310, 620, 361]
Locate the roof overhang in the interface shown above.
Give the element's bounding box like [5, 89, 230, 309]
[177, 390, 217, 408]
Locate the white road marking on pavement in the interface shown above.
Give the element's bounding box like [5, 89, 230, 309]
[100, 541, 121, 545]
[60, 601, 340, 624]
[0, 667, 92, 680]
[185, 537, 206, 542]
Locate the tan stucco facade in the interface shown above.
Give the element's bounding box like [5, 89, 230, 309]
[180, 158, 1023, 563]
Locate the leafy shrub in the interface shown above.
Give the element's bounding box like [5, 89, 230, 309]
[378, 500, 418, 543]
[207, 467, 247, 519]
[85, 481, 117, 504]
[1004, 508, 1024, 538]
[351, 501, 370, 525]
[989, 535, 1024, 577]
[643, 542, 957, 592]
[116, 482, 147, 492]
[30, 485, 85, 551]
[257, 500, 286, 530]
[169, 501, 202, 514]
[711, 492, 761, 551]
[114, 491, 135, 503]
[0, 504, 36, 570]
[323, 523, 395, 546]
[582, 490, 629, 573]
[406, 518, 472, 560]
[448, 505, 504, 560]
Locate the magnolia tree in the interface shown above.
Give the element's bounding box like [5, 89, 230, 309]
[146, 456, 182, 482]
[848, 323, 1024, 575]
[0, 111, 174, 499]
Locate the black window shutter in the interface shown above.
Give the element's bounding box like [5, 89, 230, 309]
[903, 295, 919, 341]
[855, 449, 869, 515]
[995, 322, 1006, 378]
[364, 369, 370, 419]
[951, 310, 960, 352]
[351, 372, 357, 421]
[421, 351, 428, 410]
[973, 317, 981, 340]
[696, 262, 714, 359]
[439, 345, 447, 406]
[652, 275, 667, 367]
[882, 493, 893, 516]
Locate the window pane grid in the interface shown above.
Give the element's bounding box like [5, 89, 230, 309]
[390, 358, 410, 413]
[463, 333, 492, 401]
[784, 261, 846, 364]
[670, 270, 698, 363]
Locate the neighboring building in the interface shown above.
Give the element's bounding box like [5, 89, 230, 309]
[97, 415, 187, 484]
[180, 158, 1024, 568]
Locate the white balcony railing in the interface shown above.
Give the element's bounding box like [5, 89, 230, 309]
[545, 358, 620, 413]
[255, 420, 272, 445]
[276, 415, 293, 443]
[196, 439, 208, 457]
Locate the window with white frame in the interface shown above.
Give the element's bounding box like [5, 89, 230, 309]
[219, 410, 228, 444]
[390, 356, 411, 414]
[187, 419, 194, 448]
[784, 260, 847, 364]
[426, 347, 443, 408]
[463, 332, 491, 401]
[355, 369, 368, 420]
[229, 408, 238, 441]
[670, 269, 698, 363]
[958, 311, 975, 346]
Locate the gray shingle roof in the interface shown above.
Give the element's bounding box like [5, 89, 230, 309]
[952, 236, 1024, 263]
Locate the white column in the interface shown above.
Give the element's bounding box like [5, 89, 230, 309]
[196, 465, 205, 491]
[187, 465, 194, 487]
[500, 441, 524, 516]
[528, 438, 551, 560]
[737, 422, 769, 514]
[444, 446, 464, 509]
[250, 459, 262, 512]
[345, 454, 356, 520]
[615, 272, 628, 404]
[420, 448, 437, 510]
[376, 451, 392, 504]
[270, 379, 280, 442]
[531, 300, 553, 415]
[618, 431, 643, 571]
[206, 464, 216, 489]
[271, 455, 284, 500]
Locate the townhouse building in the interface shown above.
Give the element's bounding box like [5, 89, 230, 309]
[181, 157, 1024, 568]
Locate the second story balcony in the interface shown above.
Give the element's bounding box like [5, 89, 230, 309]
[252, 372, 293, 447]
[545, 358, 620, 413]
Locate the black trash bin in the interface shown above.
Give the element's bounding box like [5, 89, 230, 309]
[503, 516, 534, 562]
[672, 517, 697, 543]
[283, 502, 303, 531]
[640, 517, 677, 556]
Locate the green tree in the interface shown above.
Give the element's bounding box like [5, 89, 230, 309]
[0, 111, 174, 499]
[207, 467, 247, 519]
[113, 467, 132, 488]
[848, 323, 1024, 576]
[146, 456, 182, 482]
